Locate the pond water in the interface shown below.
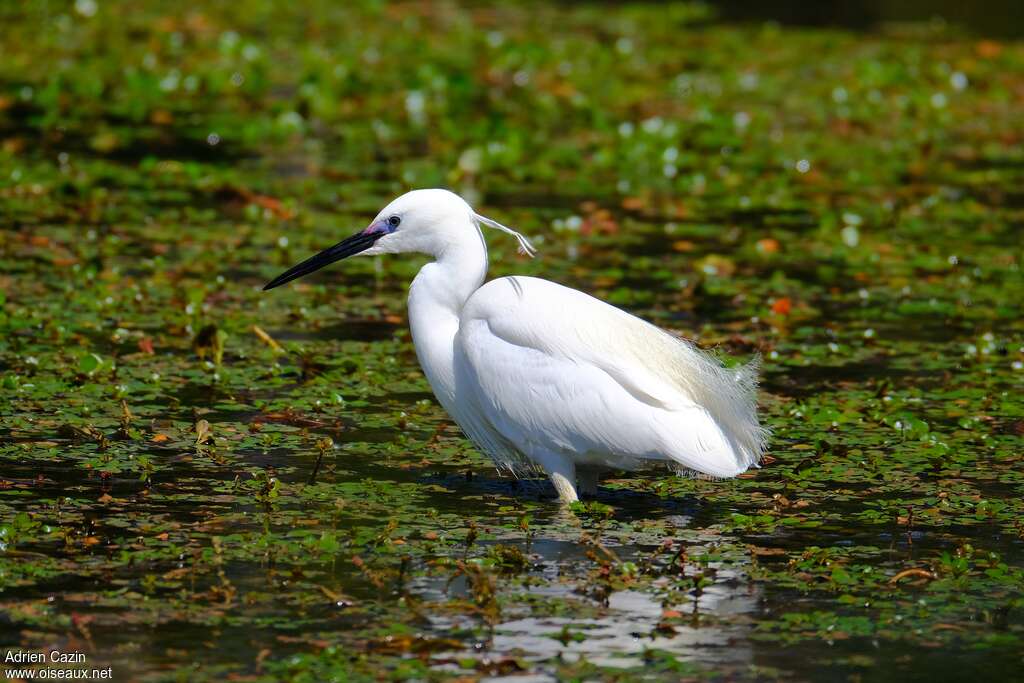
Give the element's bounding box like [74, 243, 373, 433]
[1, 1, 1022, 681]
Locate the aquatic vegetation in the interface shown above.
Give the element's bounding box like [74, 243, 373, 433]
[0, 1, 1022, 680]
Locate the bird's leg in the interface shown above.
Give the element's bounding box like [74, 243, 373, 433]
[533, 451, 578, 504]
[550, 471, 578, 504]
[577, 467, 600, 498]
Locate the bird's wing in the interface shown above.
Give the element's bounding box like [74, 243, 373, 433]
[454, 276, 766, 477]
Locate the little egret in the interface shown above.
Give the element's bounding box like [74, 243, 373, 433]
[264, 189, 767, 503]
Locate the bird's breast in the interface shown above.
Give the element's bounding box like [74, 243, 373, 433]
[407, 294, 462, 413]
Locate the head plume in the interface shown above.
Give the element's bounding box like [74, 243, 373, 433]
[473, 212, 537, 257]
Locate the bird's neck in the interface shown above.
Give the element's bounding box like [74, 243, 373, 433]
[411, 230, 489, 316]
[406, 229, 488, 411]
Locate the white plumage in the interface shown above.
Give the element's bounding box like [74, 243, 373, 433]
[264, 189, 767, 503]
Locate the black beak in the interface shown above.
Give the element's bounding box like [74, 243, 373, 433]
[263, 230, 380, 290]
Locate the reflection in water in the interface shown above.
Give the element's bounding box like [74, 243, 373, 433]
[415, 532, 757, 678]
[492, 583, 754, 671]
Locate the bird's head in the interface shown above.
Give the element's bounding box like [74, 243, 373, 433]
[263, 188, 534, 290]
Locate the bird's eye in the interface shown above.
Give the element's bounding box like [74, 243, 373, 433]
[387, 215, 401, 229]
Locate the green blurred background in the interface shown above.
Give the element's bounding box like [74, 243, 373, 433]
[1, 2, 1022, 682]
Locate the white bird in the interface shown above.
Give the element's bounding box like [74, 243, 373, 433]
[265, 189, 767, 503]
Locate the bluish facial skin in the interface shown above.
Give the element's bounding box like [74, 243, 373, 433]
[363, 215, 401, 236]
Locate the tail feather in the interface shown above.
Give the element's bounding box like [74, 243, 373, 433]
[601, 310, 769, 475]
[663, 338, 768, 474]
